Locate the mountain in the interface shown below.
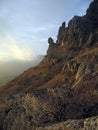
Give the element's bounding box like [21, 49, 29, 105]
[0, 0, 98, 130]
[0, 55, 44, 87]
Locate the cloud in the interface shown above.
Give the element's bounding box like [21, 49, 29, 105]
[0, 34, 36, 61]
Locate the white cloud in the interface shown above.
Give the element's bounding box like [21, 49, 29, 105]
[0, 34, 36, 61]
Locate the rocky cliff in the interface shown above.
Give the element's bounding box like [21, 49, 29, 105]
[0, 0, 98, 130]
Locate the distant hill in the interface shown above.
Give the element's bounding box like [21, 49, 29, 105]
[0, 0, 98, 130]
[0, 55, 44, 86]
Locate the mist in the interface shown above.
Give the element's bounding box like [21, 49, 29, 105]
[0, 55, 44, 86]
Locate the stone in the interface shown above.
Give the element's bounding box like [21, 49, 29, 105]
[48, 37, 54, 45]
[0, 0, 98, 130]
[57, 22, 66, 44]
[75, 63, 86, 80]
[85, 64, 94, 74]
[86, 0, 98, 23]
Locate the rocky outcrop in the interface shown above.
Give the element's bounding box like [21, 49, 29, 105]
[0, 0, 98, 130]
[75, 63, 94, 81]
[54, 0, 98, 48]
[37, 116, 98, 130]
[57, 22, 66, 44]
[48, 37, 55, 45]
[62, 60, 80, 73]
[86, 0, 98, 23]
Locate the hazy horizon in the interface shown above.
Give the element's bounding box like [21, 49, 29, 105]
[0, 55, 44, 86]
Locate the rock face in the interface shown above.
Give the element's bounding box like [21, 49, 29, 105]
[48, 37, 54, 45]
[57, 22, 66, 44]
[86, 0, 98, 23]
[55, 0, 98, 48]
[37, 116, 98, 130]
[0, 0, 98, 130]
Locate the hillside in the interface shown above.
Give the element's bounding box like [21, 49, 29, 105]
[0, 0, 98, 130]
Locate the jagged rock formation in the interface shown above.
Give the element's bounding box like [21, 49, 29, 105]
[87, 0, 98, 23]
[55, 0, 98, 48]
[57, 22, 66, 45]
[0, 0, 98, 130]
[48, 37, 55, 45]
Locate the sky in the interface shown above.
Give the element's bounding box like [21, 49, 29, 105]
[0, 0, 93, 61]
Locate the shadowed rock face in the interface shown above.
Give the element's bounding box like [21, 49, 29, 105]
[48, 37, 54, 45]
[0, 0, 98, 130]
[87, 0, 98, 23]
[54, 0, 98, 48]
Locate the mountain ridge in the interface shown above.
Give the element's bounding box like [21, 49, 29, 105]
[0, 0, 98, 129]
